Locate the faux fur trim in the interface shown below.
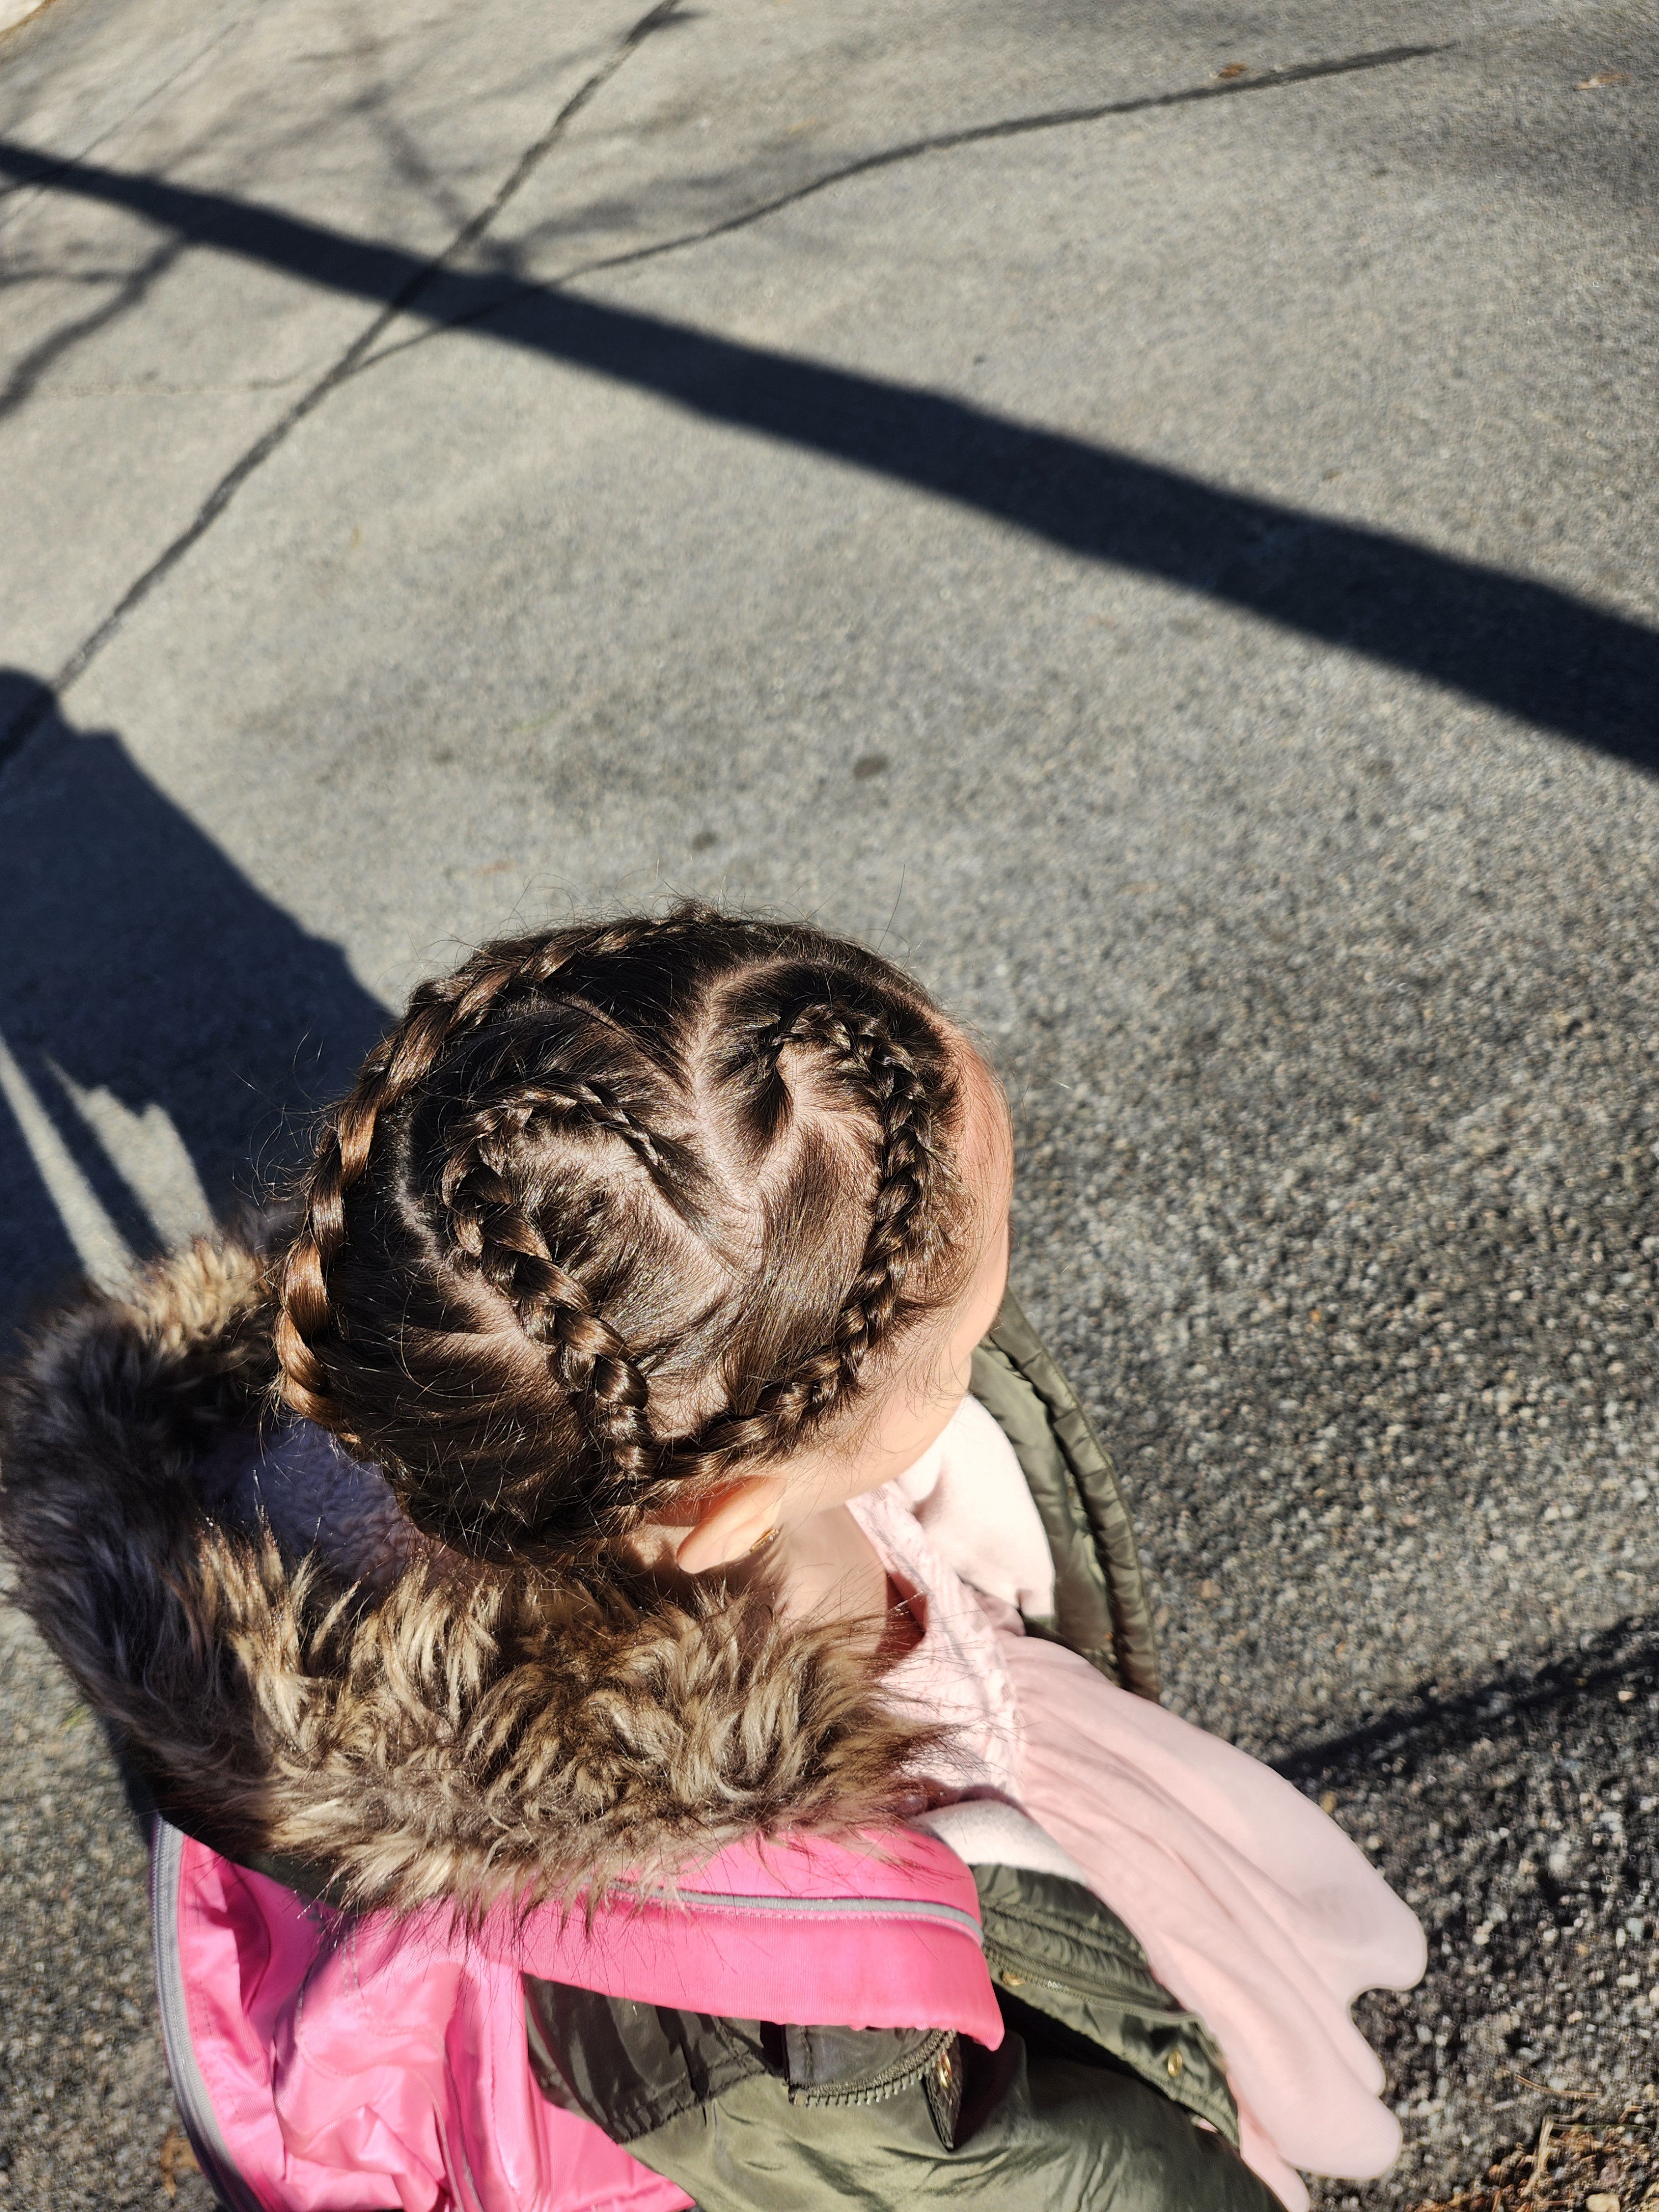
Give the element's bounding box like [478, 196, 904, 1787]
[0, 1233, 927, 1913]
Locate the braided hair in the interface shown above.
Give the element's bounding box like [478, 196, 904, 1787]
[273, 906, 970, 1562]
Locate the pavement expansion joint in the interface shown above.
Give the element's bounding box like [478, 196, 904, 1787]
[0, 1, 247, 220]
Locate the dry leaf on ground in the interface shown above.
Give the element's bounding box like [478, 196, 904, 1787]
[156, 2127, 200, 2200]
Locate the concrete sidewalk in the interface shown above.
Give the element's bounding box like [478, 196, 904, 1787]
[1, 0, 1656, 2202]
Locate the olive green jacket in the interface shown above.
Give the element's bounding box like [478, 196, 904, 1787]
[0, 1235, 1281, 2212]
[522, 1293, 1282, 2212]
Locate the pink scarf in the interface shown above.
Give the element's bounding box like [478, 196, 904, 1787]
[852, 1397, 1426, 2212]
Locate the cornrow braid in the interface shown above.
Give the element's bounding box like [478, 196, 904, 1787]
[432, 1073, 695, 1505]
[273, 906, 973, 1563]
[641, 997, 946, 1493]
[764, 1001, 941, 1383]
[441, 1151, 658, 1495]
[273, 916, 678, 1436]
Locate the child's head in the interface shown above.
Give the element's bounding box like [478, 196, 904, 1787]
[274, 906, 1011, 1569]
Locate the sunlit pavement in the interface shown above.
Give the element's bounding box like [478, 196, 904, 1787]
[1, 0, 1656, 2201]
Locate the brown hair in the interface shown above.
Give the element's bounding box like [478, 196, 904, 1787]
[273, 906, 972, 1563]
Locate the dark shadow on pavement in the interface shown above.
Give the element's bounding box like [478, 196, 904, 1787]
[0, 138, 1655, 774]
[1273, 1608, 1659, 1787]
[0, 671, 388, 1332]
[1, 139, 1656, 769]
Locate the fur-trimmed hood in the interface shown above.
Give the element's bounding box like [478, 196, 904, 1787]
[0, 1234, 924, 1915]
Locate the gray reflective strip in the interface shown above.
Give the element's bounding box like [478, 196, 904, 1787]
[149, 1818, 267, 2212]
[649, 1887, 984, 1945]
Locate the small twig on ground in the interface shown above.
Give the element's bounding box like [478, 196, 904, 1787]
[1406, 2097, 1659, 2210]
[1528, 2115, 1552, 2198]
[1499, 2064, 1603, 2104]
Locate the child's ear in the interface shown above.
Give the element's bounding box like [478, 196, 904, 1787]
[674, 1474, 787, 1575]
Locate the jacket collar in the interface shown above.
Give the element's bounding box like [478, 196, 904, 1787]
[0, 1230, 927, 1914]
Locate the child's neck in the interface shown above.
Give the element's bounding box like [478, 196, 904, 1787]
[773, 1500, 889, 1628]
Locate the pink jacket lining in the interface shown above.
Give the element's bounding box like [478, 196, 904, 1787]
[158, 1818, 1001, 2212]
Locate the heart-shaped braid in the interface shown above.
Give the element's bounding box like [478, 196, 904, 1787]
[765, 1002, 940, 1384]
[646, 999, 946, 1491]
[432, 1073, 693, 1500]
[273, 916, 677, 1449]
[273, 906, 972, 1561]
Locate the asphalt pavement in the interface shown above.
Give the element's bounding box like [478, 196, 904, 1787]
[1, 0, 1656, 2201]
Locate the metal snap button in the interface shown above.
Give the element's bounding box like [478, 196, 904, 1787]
[1165, 2049, 1185, 2079]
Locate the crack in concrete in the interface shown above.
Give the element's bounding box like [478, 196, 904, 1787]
[25, 372, 311, 397]
[535, 40, 1452, 294]
[2, 33, 1451, 766]
[0, 229, 184, 421]
[6, 38, 1653, 773]
[0, 0, 687, 767]
[349, 41, 1454, 384]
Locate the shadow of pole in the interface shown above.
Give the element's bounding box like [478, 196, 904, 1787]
[1, 138, 1655, 769]
[0, 670, 388, 1329]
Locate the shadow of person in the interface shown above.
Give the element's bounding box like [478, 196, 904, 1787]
[0, 671, 389, 1333]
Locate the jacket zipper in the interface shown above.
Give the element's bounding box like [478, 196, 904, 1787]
[983, 1937, 1238, 2141]
[983, 1936, 1162, 2011]
[149, 1819, 268, 2212]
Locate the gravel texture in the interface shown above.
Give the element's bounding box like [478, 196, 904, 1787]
[950, 707, 1659, 2203]
[1289, 1625, 1659, 2204]
[0, 1605, 215, 2209]
[1, 0, 1657, 2203]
